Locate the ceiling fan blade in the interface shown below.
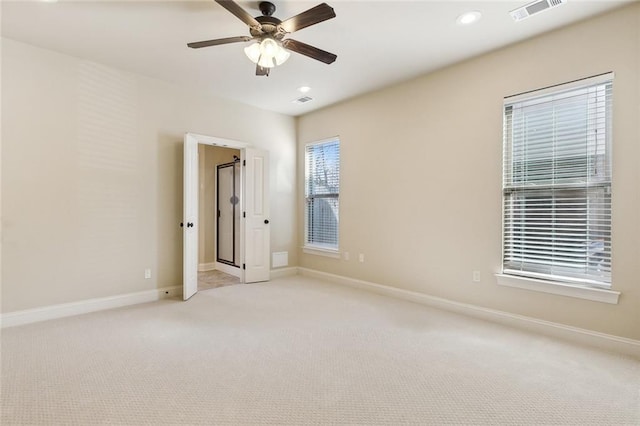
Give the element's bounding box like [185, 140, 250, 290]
[215, 0, 261, 29]
[187, 36, 253, 49]
[283, 39, 337, 64]
[279, 3, 336, 34]
[256, 65, 270, 76]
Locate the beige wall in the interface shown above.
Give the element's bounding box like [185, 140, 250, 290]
[1, 38, 297, 313]
[198, 145, 239, 265]
[297, 4, 640, 340]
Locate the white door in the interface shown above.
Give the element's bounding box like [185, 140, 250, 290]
[243, 148, 271, 283]
[182, 134, 199, 300]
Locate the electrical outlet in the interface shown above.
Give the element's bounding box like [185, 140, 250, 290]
[472, 271, 481, 282]
[343, 251, 350, 261]
[145, 268, 152, 279]
[359, 253, 365, 263]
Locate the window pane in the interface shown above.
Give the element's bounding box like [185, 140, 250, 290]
[305, 139, 340, 249]
[506, 86, 610, 187]
[503, 76, 612, 287]
[503, 188, 611, 283]
[306, 197, 339, 246]
[306, 140, 340, 196]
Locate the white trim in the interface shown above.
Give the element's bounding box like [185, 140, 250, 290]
[0, 267, 296, 327]
[504, 72, 614, 103]
[298, 268, 640, 358]
[304, 135, 340, 147]
[198, 262, 217, 272]
[215, 262, 241, 278]
[495, 273, 620, 304]
[270, 267, 298, 279]
[186, 132, 251, 149]
[1, 286, 182, 328]
[302, 246, 340, 259]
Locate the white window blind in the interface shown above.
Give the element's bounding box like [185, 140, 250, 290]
[305, 138, 340, 249]
[502, 74, 612, 287]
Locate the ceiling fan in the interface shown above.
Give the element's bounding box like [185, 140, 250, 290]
[188, 0, 337, 76]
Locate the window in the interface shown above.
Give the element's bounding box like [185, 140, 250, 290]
[305, 138, 340, 252]
[502, 74, 612, 288]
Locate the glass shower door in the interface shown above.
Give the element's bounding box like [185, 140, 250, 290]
[217, 161, 240, 267]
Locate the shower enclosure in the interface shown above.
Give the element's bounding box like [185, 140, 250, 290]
[217, 159, 241, 268]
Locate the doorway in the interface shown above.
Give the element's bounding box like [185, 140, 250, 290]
[183, 133, 271, 301]
[197, 145, 241, 291]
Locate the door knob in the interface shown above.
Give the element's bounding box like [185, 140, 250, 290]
[264, 219, 270, 224]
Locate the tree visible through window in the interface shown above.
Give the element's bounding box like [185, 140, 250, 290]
[502, 74, 612, 287]
[305, 138, 340, 250]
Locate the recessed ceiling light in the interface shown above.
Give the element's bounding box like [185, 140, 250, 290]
[456, 11, 482, 25]
[298, 86, 311, 93]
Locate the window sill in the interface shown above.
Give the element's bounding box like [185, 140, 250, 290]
[495, 274, 620, 304]
[303, 246, 340, 259]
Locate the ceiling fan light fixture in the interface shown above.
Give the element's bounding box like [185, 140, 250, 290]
[244, 42, 261, 63]
[244, 38, 290, 68]
[260, 38, 278, 58]
[274, 46, 291, 66]
[190, 1, 337, 76]
[258, 55, 275, 68]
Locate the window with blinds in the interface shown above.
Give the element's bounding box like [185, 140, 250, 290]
[502, 74, 612, 288]
[305, 138, 340, 250]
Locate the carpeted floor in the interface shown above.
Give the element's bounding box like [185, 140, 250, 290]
[1, 275, 639, 425]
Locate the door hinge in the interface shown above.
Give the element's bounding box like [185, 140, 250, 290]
[243, 211, 246, 218]
[242, 263, 246, 270]
[243, 160, 246, 166]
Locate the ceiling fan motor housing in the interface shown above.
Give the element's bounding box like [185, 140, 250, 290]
[253, 16, 284, 39]
[259, 1, 276, 17]
[252, 2, 284, 40]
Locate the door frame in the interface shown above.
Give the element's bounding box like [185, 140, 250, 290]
[183, 133, 251, 300]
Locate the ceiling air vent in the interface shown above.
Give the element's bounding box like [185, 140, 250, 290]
[292, 96, 314, 104]
[510, 0, 567, 22]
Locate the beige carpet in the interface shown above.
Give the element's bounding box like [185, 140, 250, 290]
[1, 275, 639, 425]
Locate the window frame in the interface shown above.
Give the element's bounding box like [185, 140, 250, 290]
[501, 73, 614, 292]
[303, 137, 340, 255]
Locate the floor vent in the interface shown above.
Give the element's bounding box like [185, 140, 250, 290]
[510, 0, 567, 22]
[292, 96, 314, 104]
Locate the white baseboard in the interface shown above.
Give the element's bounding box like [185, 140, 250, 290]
[7, 268, 638, 358]
[215, 262, 241, 277]
[270, 266, 299, 279]
[0, 267, 294, 328]
[198, 262, 216, 272]
[298, 268, 640, 359]
[1, 286, 182, 328]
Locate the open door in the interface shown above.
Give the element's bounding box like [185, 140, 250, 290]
[183, 134, 199, 300]
[183, 134, 270, 299]
[243, 148, 270, 283]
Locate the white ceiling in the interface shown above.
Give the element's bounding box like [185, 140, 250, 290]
[1, 0, 633, 116]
